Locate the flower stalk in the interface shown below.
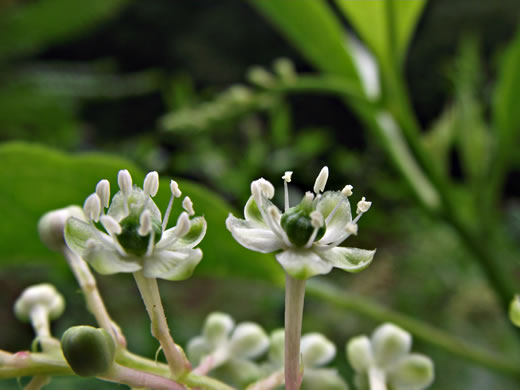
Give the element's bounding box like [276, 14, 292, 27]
[368, 367, 387, 390]
[284, 273, 306, 390]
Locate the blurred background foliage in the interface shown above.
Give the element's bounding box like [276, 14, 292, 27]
[1, 0, 520, 389]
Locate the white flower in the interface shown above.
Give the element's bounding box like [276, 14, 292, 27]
[226, 167, 375, 279]
[64, 170, 206, 281]
[346, 323, 434, 390]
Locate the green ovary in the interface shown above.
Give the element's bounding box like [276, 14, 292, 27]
[281, 207, 325, 247]
[117, 214, 162, 256]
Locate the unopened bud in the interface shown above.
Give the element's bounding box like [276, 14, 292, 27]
[229, 322, 269, 359]
[301, 333, 336, 367]
[38, 206, 85, 251]
[372, 323, 411, 368]
[14, 283, 65, 322]
[203, 312, 235, 347]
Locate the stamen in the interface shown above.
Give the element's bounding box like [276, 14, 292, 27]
[305, 211, 324, 248]
[143, 171, 159, 197]
[118, 170, 132, 216]
[313, 166, 329, 194]
[100, 215, 121, 235]
[356, 197, 372, 214]
[162, 180, 182, 231]
[253, 178, 275, 199]
[182, 196, 195, 216]
[267, 206, 292, 247]
[175, 212, 191, 237]
[346, 223, 358, 235]
[282, 171, 293, 212]
[341, 185, 353, 197]
[139, 210, 152, 236]
[84, 193, 101, 222]
[146, 230, 156, 257]
[95, 180, 110, 209]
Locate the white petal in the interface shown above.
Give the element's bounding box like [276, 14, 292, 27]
[316, 247, 375, 273]
[86, 245, 142, 275]
[143, 248, 202, 281]
[64, 217, 103, 256]
[387, 354, 434, 390]
[159, 216, 207, 250]
[316, 192, 352, 245]
[244, 196, 267, 226]
[276, 249, 332, 279]
[226, 214, 283, 254]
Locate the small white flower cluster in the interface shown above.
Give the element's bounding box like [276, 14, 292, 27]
[347, 323, 434, 390]
[64, 170, 207, 280]
[226, 167, 375, 279]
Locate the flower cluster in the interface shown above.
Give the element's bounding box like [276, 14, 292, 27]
[226, 167, 375, 279]
[64, 170, 206, 280]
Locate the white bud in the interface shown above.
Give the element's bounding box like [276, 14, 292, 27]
[387, 354, 434, 390]
[14, 283, 65, 322]
[229, 322, 269, 359]
[301, 333, 336, 368]
[38, 206, 85, 251]
[313, 166, 329, 194]
[247, 66, 274, 88]
[372, 323, 412, 368]
[95, 180, 110, 208]
[187, 336, 211, 365]
[341, 185, 353, 197]
[356, 197, 372, 214]
[182, 196, 195, 216]
[175, 212, 191, 237]
[510, 296, 520, 327]
[310, 210, 324, 228]
[117, 170, 133, 196]
[84, 193, 102, 222]
[346, 223, 358, 235]
[170, 180, 182, 198]
[203, 312, 235, 347]
[346, 335, 374, 373]
[143, 171, 159, 197]
[282, 171, 293, 183]
[138, 210, 152, 236]
[268, 329, 285, 365]
[100, 215, 122, 235]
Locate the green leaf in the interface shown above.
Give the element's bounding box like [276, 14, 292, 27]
[250, 0, 359, 80]
[0, 142, 283, 283]
[335, 0, 427, 66]
[0, 0, 130, 61]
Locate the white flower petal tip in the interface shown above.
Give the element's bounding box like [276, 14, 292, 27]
[143, 171, 159, 197]
[117, 169, 133, 196]
[226, 214, 283, 254]
[313, 166, 329, 194]
[183, 196, 195, 216]
[356, 197, 372, 214]
[65, 170, 206, 280]
[341, 185, 353, 197]
[282, 171, 293, 182]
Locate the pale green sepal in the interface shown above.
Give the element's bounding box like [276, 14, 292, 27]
[302, 368, 349, 390]
[86, 245, 141, 275]
[316, 247, 375, 273]
[244, 196, 266, 226]
[226, 214, 284, 253]
[371, 323, 412, 369]
[387, 354, 434, 390]
[143, 248, 202, 281]
[64, 217, 98, 256]
[276, 249, 333, 279]
[316, 191, 352, 245]
[346, 335, 373, 373]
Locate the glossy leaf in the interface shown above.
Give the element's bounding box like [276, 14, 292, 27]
[0, 142, 283, 283]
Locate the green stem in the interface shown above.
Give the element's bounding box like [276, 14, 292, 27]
[284, 273, 306, 390]
[305, 279, 520, 378]
[183, 373, 236, 390]
[23, 375, 50, 390]
[133, 271, 190, 378]
[102, 363, 186, 390]
[0, 351, 73, 379]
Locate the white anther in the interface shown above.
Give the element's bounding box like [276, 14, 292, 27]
[257, 178, 275, 199]
[83, 193, 101, 222]
[182, 196, 195, 216]
[95, 180, 110, 208]
[303, 191, 315, 203]
[118, 170, 133, 196]
[100, 215, 122, 235]
[310, 210, 324, 228]
[268, 205, 281, 221]
[175, 212, 191, 237]
[138, 210, 152, 236]
[143, 171, 159, 197]
[341, 185, 353, 197]
[170, 180, 182, 198]
[282, 171, 293, 183]
[356, 197, 372, 214]
[346, 223, 358, 235]
[313, 166, 329, 194]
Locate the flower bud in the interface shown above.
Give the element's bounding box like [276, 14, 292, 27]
[387, 354, 434, 390]
[301, 333, 336, 368]
[229, 322, 269, 359]
[61, 326, 115, 377]
[346, 335, 373, 373]
[510, 295, 520, 327]
[222, 358, 262, 387]
[38, 206, 85, 251]
[187, 336, 211, 365]
[14, 283, 65, 322]
[371, 323, 411, 368]
[203, 312, 235, 347]
[268, 328, 285, 365]
[301, 368, 349, 390]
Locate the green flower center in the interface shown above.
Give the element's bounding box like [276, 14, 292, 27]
[281, 203, 325, 247]
[117, 214, 162, 256]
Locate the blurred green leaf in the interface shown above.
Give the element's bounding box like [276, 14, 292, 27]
[422, 108, 456, 175]
[0, 0, 130, 61]
[250, 0, 360, 80]
[0, 142, 283, 283]
[335, 0, 427, 66]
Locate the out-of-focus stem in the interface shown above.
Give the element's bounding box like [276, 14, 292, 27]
[102, 363, 186, 390]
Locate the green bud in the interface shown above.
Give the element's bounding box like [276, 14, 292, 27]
[203, 312, 235, 347]
[301, 333, 336, 368]
[61, 326, 115, 377]
[117, 214, 162, 256]
[346, 336, 373, 373]
[371, 323, 411, 369]
[388, 354, 434, 390]
[302, 368, 349, 390]
[229, 323, 269, 359]
[510, 295, 520, 327]
[281, 200, 325, 247]
[268, 328, 285, 365]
